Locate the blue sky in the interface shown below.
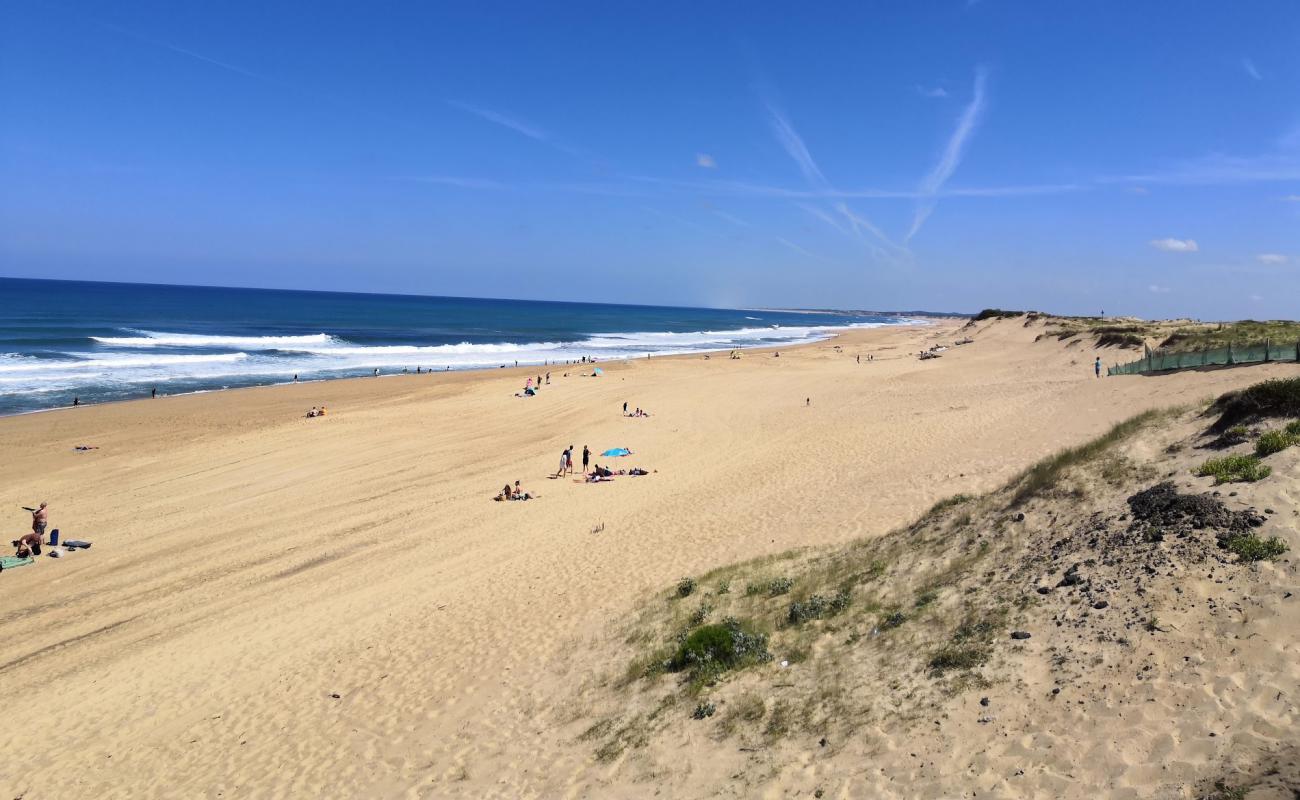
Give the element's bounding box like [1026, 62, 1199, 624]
[2, 1, 1299, 318]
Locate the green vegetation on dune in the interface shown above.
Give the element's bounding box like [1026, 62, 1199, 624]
[1254, 429, 1297, 457]
[1220, 532, 1289, 562]
[1010, 409, 1168, 505]
[1160, 320, 1300, 351]
[1210, 378, 1300, 431]
[1194, 454, 1271, 484]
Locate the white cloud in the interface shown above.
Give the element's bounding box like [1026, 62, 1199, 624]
[764, 103, 828, 187]
[1250, 294, 1264, 302]
[1283, 194, 1300, 202]
[447, 100, 547, 141]
[399, 175, 509, 190]
[1127, 186, 1149, 195]
[1148, 285, 1171, 293]
[1256, 253, 1289, 264]
[907, 66, 989, 242]
[696, 153, 717, 169]
[1242, 58, 1263, 81]
[917, 86, 948, 99]
[1149, 238, 1199, 253]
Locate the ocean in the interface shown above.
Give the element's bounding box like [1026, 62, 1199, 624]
[0, 278, 913, 415]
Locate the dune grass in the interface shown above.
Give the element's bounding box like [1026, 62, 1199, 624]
[1194, 454, 1272, 484]
[1254, 429, 1297, 457]
[1210, 378, 1300, 431]
[1010, 408, 1168, 505]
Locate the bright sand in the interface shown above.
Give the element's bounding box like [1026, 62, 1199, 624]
[1, 318, 1296, 798]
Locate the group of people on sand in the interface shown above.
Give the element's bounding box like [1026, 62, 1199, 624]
[11, 503, 48, 559]
[552, 444, 589, 477]
[620, 401, 650, 417]
[585, 464, 650, 482]
[494, 481, 536, 501]
[306, 406, 327, 418]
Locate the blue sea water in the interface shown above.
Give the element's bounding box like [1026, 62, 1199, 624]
[0, 278, 913, 415]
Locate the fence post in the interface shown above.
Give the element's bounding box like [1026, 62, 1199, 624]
[1227, 342, 1233, 365]
[1265, 338, 1271, 363]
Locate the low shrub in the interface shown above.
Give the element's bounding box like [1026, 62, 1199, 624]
[745, 577, 793, 597]
[691, 701, 716, 719]
[1210, 377, 1300, 431]
[666, 618, 772, 679]
[928, 645, 989, 674]
[1286, 419, 1300, 437]
[786, 588, 852, 625]
[1194, 454, 1271, 484]
[1220, 532, 1289, 562]
[687, 602, 713, 627]
[879, 610, 906, 629]
[973, 309, 1024, 321]
[1254, 429, 1297, 457]
[676, 577, 696, 598]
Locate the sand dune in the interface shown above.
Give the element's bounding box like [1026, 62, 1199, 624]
[1, 317, 1296, 798]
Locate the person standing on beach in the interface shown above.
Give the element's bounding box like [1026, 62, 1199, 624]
[565, 445, 575, 476]
[31, 502, 48, 542]
[555, 447, 570, 478]
[622, 401, 628, 416]
[1094, 357, 1101, 378]
[151, 387, 157, 398]
[582, 445, 590, 474]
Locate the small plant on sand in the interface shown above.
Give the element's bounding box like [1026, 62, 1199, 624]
[880, 610, 907, 629]
[687, 601, 713, 627]
[1194, 454, 1271, 484]
[1219, 532, 1289, 562]
[1286, 419, 1300, 437]
[691, 701, 716, 720]
[766, 577, 794, 597]
[914, 589, 939, 608]
[676, 577, 697, 598]
[786, 588, 852, 625]
[926, 493, 975, 517]
[928, 645, 989, 674]
[1255, 429, 1297, 457]
[666, 618, 772, 684]
[716, 579, 731, 595]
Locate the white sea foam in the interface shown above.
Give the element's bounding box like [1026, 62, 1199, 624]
[3, 320, 917, 399]
[91, 331, 336, 348]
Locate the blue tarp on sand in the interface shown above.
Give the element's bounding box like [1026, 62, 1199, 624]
[602, 447, 631, 457]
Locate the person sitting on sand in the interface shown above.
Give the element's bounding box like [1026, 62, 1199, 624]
[318, 406, 326, 416]
[12, 531, 41, 558]
[512, 480, 536, 500]
[307, 407, 318, 417]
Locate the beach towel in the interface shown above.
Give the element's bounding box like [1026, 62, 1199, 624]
[601, 447, 631, 457]
[1, 556, 35, 571]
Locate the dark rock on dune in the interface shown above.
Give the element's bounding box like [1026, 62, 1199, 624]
[1011, 631, 1031, 640]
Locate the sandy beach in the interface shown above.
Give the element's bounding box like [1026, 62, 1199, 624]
[2, 317, 1297, 799]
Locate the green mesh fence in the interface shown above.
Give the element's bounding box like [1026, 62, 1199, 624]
[1108, 341, 1300, 376]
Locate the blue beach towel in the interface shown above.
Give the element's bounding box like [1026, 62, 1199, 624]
[601, 447, 631, 457]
